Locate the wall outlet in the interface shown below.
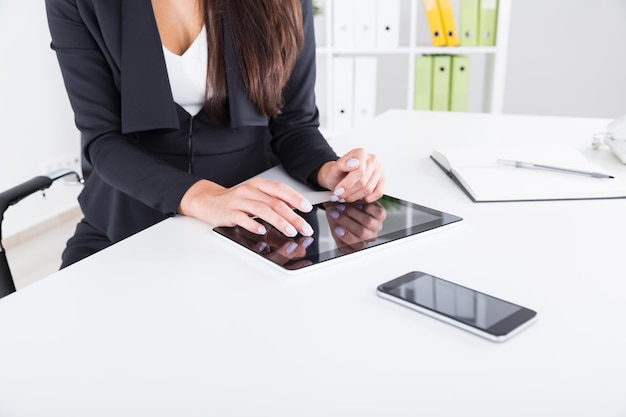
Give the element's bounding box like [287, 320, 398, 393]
[41, 154, 82, 178]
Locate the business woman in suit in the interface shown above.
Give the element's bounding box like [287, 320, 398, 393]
[45, 0, 384, 267]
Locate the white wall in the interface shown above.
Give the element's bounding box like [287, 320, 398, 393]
[503, 0, 626, 119]
[0, 1, 81, 239]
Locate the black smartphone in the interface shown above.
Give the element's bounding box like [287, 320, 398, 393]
[377, 271, 537, 342]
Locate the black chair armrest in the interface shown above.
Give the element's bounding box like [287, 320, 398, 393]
[0, 176, 53, 217]
[0, 169, 83, 299]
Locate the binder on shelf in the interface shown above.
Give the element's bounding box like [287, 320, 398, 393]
[449, 55, 470, 112]
[354, 0, 377, 50]
[331, 56, 355, 133]
[333, 0, 356, 49]
[376, 0, 401, 48]
[431, 55, 452, 111]
[413, 55, 434, 110]
[478, 0, 498, 46]
[438, 0, 461, 46]
[353, 56, 378, 126]
[422, 0, 446, 47]
[459, 0, 480, 46]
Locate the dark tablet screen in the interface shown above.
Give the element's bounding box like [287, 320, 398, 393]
[213, 195, 462, 271]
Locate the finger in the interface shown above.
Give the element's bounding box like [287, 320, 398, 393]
[252, 178, 314, 213]
[341, 168, 382, 203]
[238, 179, 315, 237]
[361, 177, 385, 203]
[333, 155, 383, 202]
[234, 213, 270, 236]
[262, 222, 294, 247]
[327, 149, 367, 197]
[247, 198, 315, 238]
[336, 149, 366, 173]
[349, 171, 385, 203]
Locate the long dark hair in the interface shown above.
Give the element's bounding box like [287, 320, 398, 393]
[202, 0, 304, 120]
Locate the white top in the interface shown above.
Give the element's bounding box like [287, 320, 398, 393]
[162, 26, 208, 115]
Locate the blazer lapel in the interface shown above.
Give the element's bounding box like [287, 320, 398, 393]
[120, 0, 179, 133]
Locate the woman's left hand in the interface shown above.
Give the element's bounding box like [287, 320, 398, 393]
[316, 148, 385, 203]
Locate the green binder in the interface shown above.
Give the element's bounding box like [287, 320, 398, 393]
[413, 55, 433, 110]
[450, 55, 470, 112]
[431, 55, 452, 111]
[478, 0, 498, 46]
[460, 0, 480, 46]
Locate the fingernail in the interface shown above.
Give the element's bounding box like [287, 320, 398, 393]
[286, 241, 298, 254]
[334, 187, 345, 196]
[301, 224, 314, 236]
[286, 225, 297, 237]
[258, 225, 267, 235]
[300, 200, 313, 212]
[334, 226, 346, 237]
[329, 209, 340, 219]
[338, 199, 346, 203]
[329, 194, 339, 203]
[346, 158, 359, 168]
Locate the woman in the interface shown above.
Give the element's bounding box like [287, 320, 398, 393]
[45, 0, 384, 267]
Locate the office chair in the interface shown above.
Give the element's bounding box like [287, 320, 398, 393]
[0, 169, 84, 299]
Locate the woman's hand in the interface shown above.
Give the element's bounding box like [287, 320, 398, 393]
[316, 148, 385, 203]
[178, 177, 315, 237]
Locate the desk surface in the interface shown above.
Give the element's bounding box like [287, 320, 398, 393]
[1, 111, 625, 417]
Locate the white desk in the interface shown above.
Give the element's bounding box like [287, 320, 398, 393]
[1, 110, 625, 416]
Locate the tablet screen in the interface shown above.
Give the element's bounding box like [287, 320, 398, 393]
[213, 195, 462, 271]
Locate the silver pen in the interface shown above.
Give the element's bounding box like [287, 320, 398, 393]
[496, 159, 614, 179]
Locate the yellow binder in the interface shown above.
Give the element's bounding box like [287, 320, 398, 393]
[422, 0, 446, 47]
[437, 0, 460, 46]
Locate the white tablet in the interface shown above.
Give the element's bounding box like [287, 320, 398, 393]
[213, 195, 462, 272]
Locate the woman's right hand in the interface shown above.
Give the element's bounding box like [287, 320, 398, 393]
[177, 178, 316, 237]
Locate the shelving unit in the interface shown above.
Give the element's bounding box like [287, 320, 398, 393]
[313, 0, 511, 136]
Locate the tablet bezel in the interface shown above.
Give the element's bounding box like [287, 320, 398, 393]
[213, 195, 462, 273]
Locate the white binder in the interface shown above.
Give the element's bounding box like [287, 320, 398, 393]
[354, 0, 377, 50]
[375, 0, 401, 48]
[353, 57, 377, 127]
[333, 0, 356, 49]
[331, 56, 355, 133]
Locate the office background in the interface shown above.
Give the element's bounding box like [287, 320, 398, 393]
[1, 0, 626, 239]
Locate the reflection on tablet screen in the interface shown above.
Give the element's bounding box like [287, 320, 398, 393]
[213, 195, 462, 271]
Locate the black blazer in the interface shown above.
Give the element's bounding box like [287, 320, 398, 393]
[45, 0, 337, 243]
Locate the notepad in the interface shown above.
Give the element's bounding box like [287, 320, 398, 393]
[430, 143, 626, 202]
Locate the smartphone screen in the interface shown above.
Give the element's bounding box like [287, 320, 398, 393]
[377, 271, 537, 342]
